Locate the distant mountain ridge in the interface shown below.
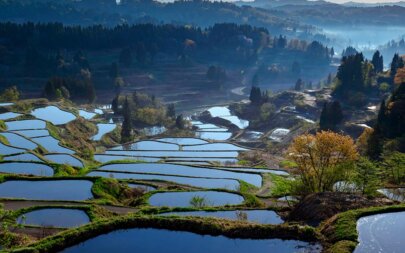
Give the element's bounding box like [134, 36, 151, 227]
[249, 1, 405, 26]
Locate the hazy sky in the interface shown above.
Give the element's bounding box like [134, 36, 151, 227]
[327, 0, 403, 3]
[155, 0, 405, 3]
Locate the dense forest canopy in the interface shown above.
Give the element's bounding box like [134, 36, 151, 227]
[0, 22, 332, 82]
[265, 2, 405, 26]
[0, 0, 314, 36]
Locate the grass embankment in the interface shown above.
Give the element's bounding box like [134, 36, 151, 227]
[10, 215, 319, 253]
[0, 120, 6, 131]
[91, 178, 146, 206]
[319, 204, 405, 253]
[46, 118, 97, 160]
[269, 174, 294, 197]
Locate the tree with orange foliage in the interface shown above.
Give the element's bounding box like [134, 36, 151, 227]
[394, 67, 405, 85]
[288, 131, 358, 193]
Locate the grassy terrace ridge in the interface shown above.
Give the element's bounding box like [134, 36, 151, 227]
[0, 174, 263, 208]
[319, 204, 405, 253]
[8, 215, 319, 253]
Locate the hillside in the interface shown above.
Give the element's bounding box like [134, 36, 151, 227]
[0, 0, 313, 36]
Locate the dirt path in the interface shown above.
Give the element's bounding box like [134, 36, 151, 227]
[12, 227, 65, 240]
[0, 200, 88, 210]
[0, 200, 138, 215]
[100, 205, 138, 215]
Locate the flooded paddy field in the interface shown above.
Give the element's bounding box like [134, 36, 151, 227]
[0, 100, 318, 252]
[61, 228, 321, 253]
[0, 162, 53, 176]
[0, 180, 94, 201]
[88, 171, 240, 190]
[355, 211, 405, 253]
[17, 208, 90, 228]
[31, 106, 76, 125]
[149, 191, 245, 207]
[97, 163, 262, 187]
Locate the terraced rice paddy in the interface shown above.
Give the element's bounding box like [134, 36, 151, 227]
[111, 140, 179, 151]
[0, 180, 94, 201]
[32, 136, 75, 154]
[355, 212, 405, 253]
[97, 163, 262, 187]
[92, 123, 116, 141]
[79, 110, 97, 120]
[3, 153, 42, 162]
[196, 131, 233, 141]
[149, 191, 245, 207]
[0, 112, 21, 120]
[44, 154, 84, 167]
[0, 162, 53, 176]
[157, 137, 208, 145]
[61, 228, 322, 253]
[0, 142, 25, 155]
[93, 155, 160, 163]
[5, 119, 46, 130]
[0, 101, 314, 252]
[207, 106, 249, 129]
[88, 171, 240, 190]
[12, 129, 50, 138]
[31, 106, 76, 125]
[0, 132, 38, 150]
[17, 208, 90, 228]
[128, 183, 157, 192]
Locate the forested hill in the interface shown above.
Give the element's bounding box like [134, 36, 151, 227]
[266, 4, 405, 26]
[0, 22, 333, 98]
[0, 0, 313, 36]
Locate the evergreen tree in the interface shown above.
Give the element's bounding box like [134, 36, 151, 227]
[390, 53, 404, 79]
[121, 97, 132, 143]
[294, 78, 303, 91]
[333, 53, 367, 101]
[319, 101, 343, 131]
[112, 95, 119, 114]
[371, 50, 383, 73]
[342, 46, 358, 57]
[175, 114, 185, 129]
[319, 103, 329, 131]
[249, 86, 262, 105]
[167, 104, 176, 119]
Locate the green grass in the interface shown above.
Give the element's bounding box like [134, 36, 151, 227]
[279, 160, 297, 169]
[0, 120, 6, 131]
[269, 174, 294, 197]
